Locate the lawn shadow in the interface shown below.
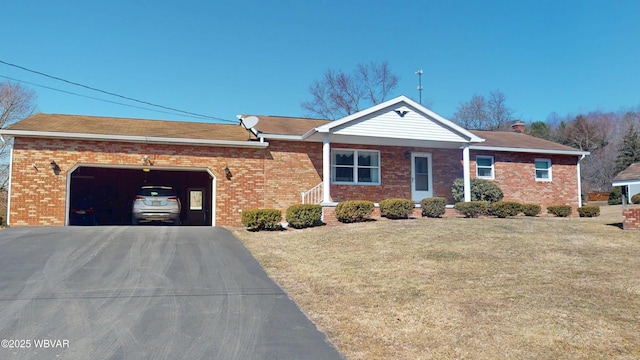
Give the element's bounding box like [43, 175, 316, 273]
[606, 222, 624, 230]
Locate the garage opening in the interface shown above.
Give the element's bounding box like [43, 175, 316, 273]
[67, 165, 214, 226]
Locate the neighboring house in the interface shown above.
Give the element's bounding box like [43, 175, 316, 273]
[0, 96, 589, 227]
[612, 162, 640, 204]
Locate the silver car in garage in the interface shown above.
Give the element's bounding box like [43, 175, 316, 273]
[132, 186, 181, 225]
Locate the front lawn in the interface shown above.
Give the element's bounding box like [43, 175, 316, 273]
[233, 206, 640, 359]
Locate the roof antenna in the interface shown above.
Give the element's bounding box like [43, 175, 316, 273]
[415, 69, 424, 105]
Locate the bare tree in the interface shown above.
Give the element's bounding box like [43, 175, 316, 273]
[301, 61, 399, 120]
[452, 90, 514, 130]
[1, 81, 36, 223]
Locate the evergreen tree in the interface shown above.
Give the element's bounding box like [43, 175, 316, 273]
[613, 123, 640, 175]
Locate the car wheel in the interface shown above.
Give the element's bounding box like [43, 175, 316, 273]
[173, 218, 181, 226]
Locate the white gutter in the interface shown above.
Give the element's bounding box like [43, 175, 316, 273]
[257, 133, 304, 141]
[470, 145, 590, 156]
[0, 130, 269, 148]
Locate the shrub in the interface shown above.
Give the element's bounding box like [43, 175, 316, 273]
[451, 178, 504, 203]
[577, 205, 600, 217]
[335, 200, 374, 223]
[490, 201, 523, 218]
[286, 204, 323, 229]
[241, 209, 282, 231]
[421, 197, 447, 218]
[546, 205, 572, 217]
[380, 198, 415, 219]
[608, 187, 622, 205]
[521, 203, 542, 217]
[631, 193, 640, 204]
[453, 201, 488, 218]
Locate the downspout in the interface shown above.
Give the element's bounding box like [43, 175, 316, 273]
[462, 144, 471, 202]
[577, 154, 586, 208]
[322, 135, 331, 204]
[6, 147, 13, 226]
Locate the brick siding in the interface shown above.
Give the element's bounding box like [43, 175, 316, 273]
[8, 137, 582, 226]
[622, 206, 640, 230]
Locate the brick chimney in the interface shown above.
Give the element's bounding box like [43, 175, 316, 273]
[511, 122, 525, 134]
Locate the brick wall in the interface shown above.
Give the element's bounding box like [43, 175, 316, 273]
[8, 137, 582, 226]
[470, 151, 581, 214]
[9, 138, 324, 227]
[622, 206, 640, 230]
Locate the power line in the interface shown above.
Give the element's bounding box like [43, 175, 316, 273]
[0, 59, 235, 123]
[0, 75, 232, 122]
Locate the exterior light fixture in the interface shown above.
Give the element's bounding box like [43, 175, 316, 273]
[50, 160, 61, 175]
[404, 151, 411, 160]
[224, 167, 232, 180]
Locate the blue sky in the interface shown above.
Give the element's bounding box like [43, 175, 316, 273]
[2, 0, 639, 124]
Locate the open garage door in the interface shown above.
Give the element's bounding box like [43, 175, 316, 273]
[67, 165, 215, 226]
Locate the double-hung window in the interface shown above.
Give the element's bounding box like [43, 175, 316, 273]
[535, 158, 552, 181]
[476, 155, 494, 179]
[332, 149, 380, 185]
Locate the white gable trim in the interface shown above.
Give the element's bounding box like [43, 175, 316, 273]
[306, 95, 484, 143]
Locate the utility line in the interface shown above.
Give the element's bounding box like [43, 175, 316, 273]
[0, 59, 235, 123]
[0, 75, 232, 122]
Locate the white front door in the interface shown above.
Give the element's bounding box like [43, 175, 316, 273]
[411, 153, 433, 201]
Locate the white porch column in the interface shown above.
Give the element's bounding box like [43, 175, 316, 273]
[463, 144, 471, 202]
[322, 135, 331, 204]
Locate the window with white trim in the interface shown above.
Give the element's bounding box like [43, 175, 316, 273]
[332, 149, 380, 185]
[535, 158, 552, 181]
[476, 155, 494, 179]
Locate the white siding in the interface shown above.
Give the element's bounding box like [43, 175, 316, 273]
[331, 105, 468, 143]
[629, 183, 640, 203]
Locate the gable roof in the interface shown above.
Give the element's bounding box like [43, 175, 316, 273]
[470, 130, 590, 155]
[306, 95, 484, 144]
[612, 162, 640, 186]
[1, 113, 267, 148]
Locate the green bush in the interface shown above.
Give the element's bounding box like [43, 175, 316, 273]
[451, 178, 504, 203]
[286, 204, 323, 229]
[577, 205, 600, 218]
[631, 193, 640, 204]
[380, 198, 415, 219]
[454, 201, 488, 218]
[521, 203, 542, 217]
[490, 201, 523, 218]
[608, 187, 622, 205]
[421, 197, 447, 218]
[241, 209, 282, 231]
[546, 205, 572, 217]
[335, 200, 374, 223]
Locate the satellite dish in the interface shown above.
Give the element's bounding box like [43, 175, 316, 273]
[241, 116, 259, 129]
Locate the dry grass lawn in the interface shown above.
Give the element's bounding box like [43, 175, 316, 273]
[232, 205, 640, 359]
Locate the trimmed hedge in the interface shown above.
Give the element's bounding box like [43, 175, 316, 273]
[286, 204, 323, 229]
[547, 205, 572, 217]
[454, 201, 488, 218]
[490, 201, 523, 218]
[421, 197, 447, 218]
[608, 187, 622, 205]
[521, 203, 542, 217]
[631, 193, 640, 204]
[577, 205, 600, 218]
[451, 178, 504, 203]
[241, 209, 282, 231]
[335, 200, 374, 223]
[380, 198, 415, 219]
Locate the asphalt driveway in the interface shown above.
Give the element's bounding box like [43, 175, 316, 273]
[0, 226, 344, 360]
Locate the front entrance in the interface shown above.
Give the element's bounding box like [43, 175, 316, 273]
[411, 153, 432, 201]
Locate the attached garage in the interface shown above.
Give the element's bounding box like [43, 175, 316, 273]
[67, 165, 214, 226]
[1, 114, 273, 227]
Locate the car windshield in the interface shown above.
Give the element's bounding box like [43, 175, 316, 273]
[138, 187, 176, 197]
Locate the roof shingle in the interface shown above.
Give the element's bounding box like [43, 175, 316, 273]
[613, 162, 640, 182]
